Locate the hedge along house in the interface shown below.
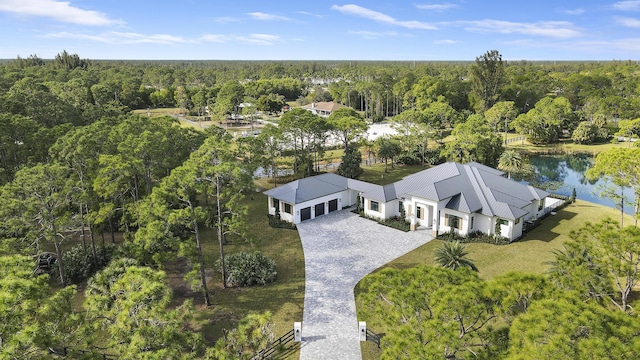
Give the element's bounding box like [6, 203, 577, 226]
[265, 162, 553, 241]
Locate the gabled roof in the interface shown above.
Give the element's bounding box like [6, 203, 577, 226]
[446, 193, 475, 213]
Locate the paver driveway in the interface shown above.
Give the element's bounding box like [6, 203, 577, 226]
[296, 209, 434, 359]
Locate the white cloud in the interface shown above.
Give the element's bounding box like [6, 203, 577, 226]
[348, 30, 401, 39]
[246, 12, 291, 21]
[611, 37, 640, 52]
[235, 34, 282, 45]
[415, 3, 458, 11]
[613, 0, 640, 11]
[434, 39, 458, 44]
[615, 16, 640, 27]
[213, 17, 240, 24]
[297, 11, 323, 18]
[43, 31, 190, 44]
[0, 0, 119, 26]
[44, 30, 283, 46]
[331, 4, 437, 30]
[461, 19, 582, 38]
[200, 34, 229, 42]
[564, 8, 585, 15]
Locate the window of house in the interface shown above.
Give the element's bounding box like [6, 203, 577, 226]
[416, 206, 423, 219]
[445, 214, 462, 230]
[398, 201, 403, 212]
[471, 216, 474, 229]
[283, 203, 292, 214]
[370, 200, 379, 212]
[538, 200, 544, 211]
[497, 218, 509, 226]
[515, 217, 521, 224]
[272, 198, 279, 209]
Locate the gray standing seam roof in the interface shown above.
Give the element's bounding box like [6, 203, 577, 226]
[265, 162, 549, 220]
[263, 174, 346, 204]
[264, 172, 384, 204]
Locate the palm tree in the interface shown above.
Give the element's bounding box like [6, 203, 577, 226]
[498, 149, 522, 179]
[376, 137, 401, 173]
[434, 241, 478, 271]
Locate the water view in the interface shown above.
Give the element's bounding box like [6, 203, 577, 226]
[516, 154, 636, 214]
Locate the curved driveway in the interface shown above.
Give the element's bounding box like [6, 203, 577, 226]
[297, 210, 434, 359]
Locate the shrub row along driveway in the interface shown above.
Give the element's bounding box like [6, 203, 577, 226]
[296, 210, 434, 359]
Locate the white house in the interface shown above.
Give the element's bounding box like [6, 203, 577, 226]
[264, 162, 552, 241]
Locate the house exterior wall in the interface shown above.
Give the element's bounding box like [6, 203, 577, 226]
[432, 199, 450, 234]
[384, 199, 400, 218]
[410, 198, 438, 228]
[493, 216, 524, 241]
[524, 198, 547, 221]
[512, 218, 524, 239]
[343, 189, 359, 208]
[292, 192, 349, 223]
[266, 196, 295, 223]
[364, 199, 385, 219]
[439, 209, 470, 236]
[474, 214, 492, 235]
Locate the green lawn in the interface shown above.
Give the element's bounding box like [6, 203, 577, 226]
[359, 163, 428, 185]
[356, 200, 635, 359]
[189, 192, 304, 357]
[382, 200, 634, 280]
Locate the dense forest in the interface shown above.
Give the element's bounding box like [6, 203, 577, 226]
[1, 50, 640, 358]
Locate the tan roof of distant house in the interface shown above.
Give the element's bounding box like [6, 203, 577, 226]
[301, 101, 345, 112]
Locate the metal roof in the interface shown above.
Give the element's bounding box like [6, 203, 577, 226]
[264, 173, 347, 204]
[264, 161, 549, 220]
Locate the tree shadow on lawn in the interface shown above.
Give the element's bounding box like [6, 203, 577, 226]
[518, 205, 579, 243]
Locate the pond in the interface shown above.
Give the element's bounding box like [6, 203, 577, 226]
[515, 154, 636, 215]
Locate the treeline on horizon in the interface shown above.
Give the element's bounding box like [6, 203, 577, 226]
[1, 49, 640, 186]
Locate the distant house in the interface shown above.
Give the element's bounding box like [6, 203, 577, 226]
[264, 162, 554, 241]
[301, 102, 346, 117]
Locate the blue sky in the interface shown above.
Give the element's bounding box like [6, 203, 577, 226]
[1, 0, 639, 60]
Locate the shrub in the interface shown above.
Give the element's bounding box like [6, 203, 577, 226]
[61, 243, 117, 284]
[217, 251, 277, 287]
[381, 216, 411, 232]
[267, 214, 297, 230]
[397, 153, 421, 165]
[360, 212, 411, 232]
[438, 230, 510, 245]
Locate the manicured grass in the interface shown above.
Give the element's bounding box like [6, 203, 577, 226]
[378, 200, 634, 280]
[358, 163, 428, 185]
[357, 200, 635, 359]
